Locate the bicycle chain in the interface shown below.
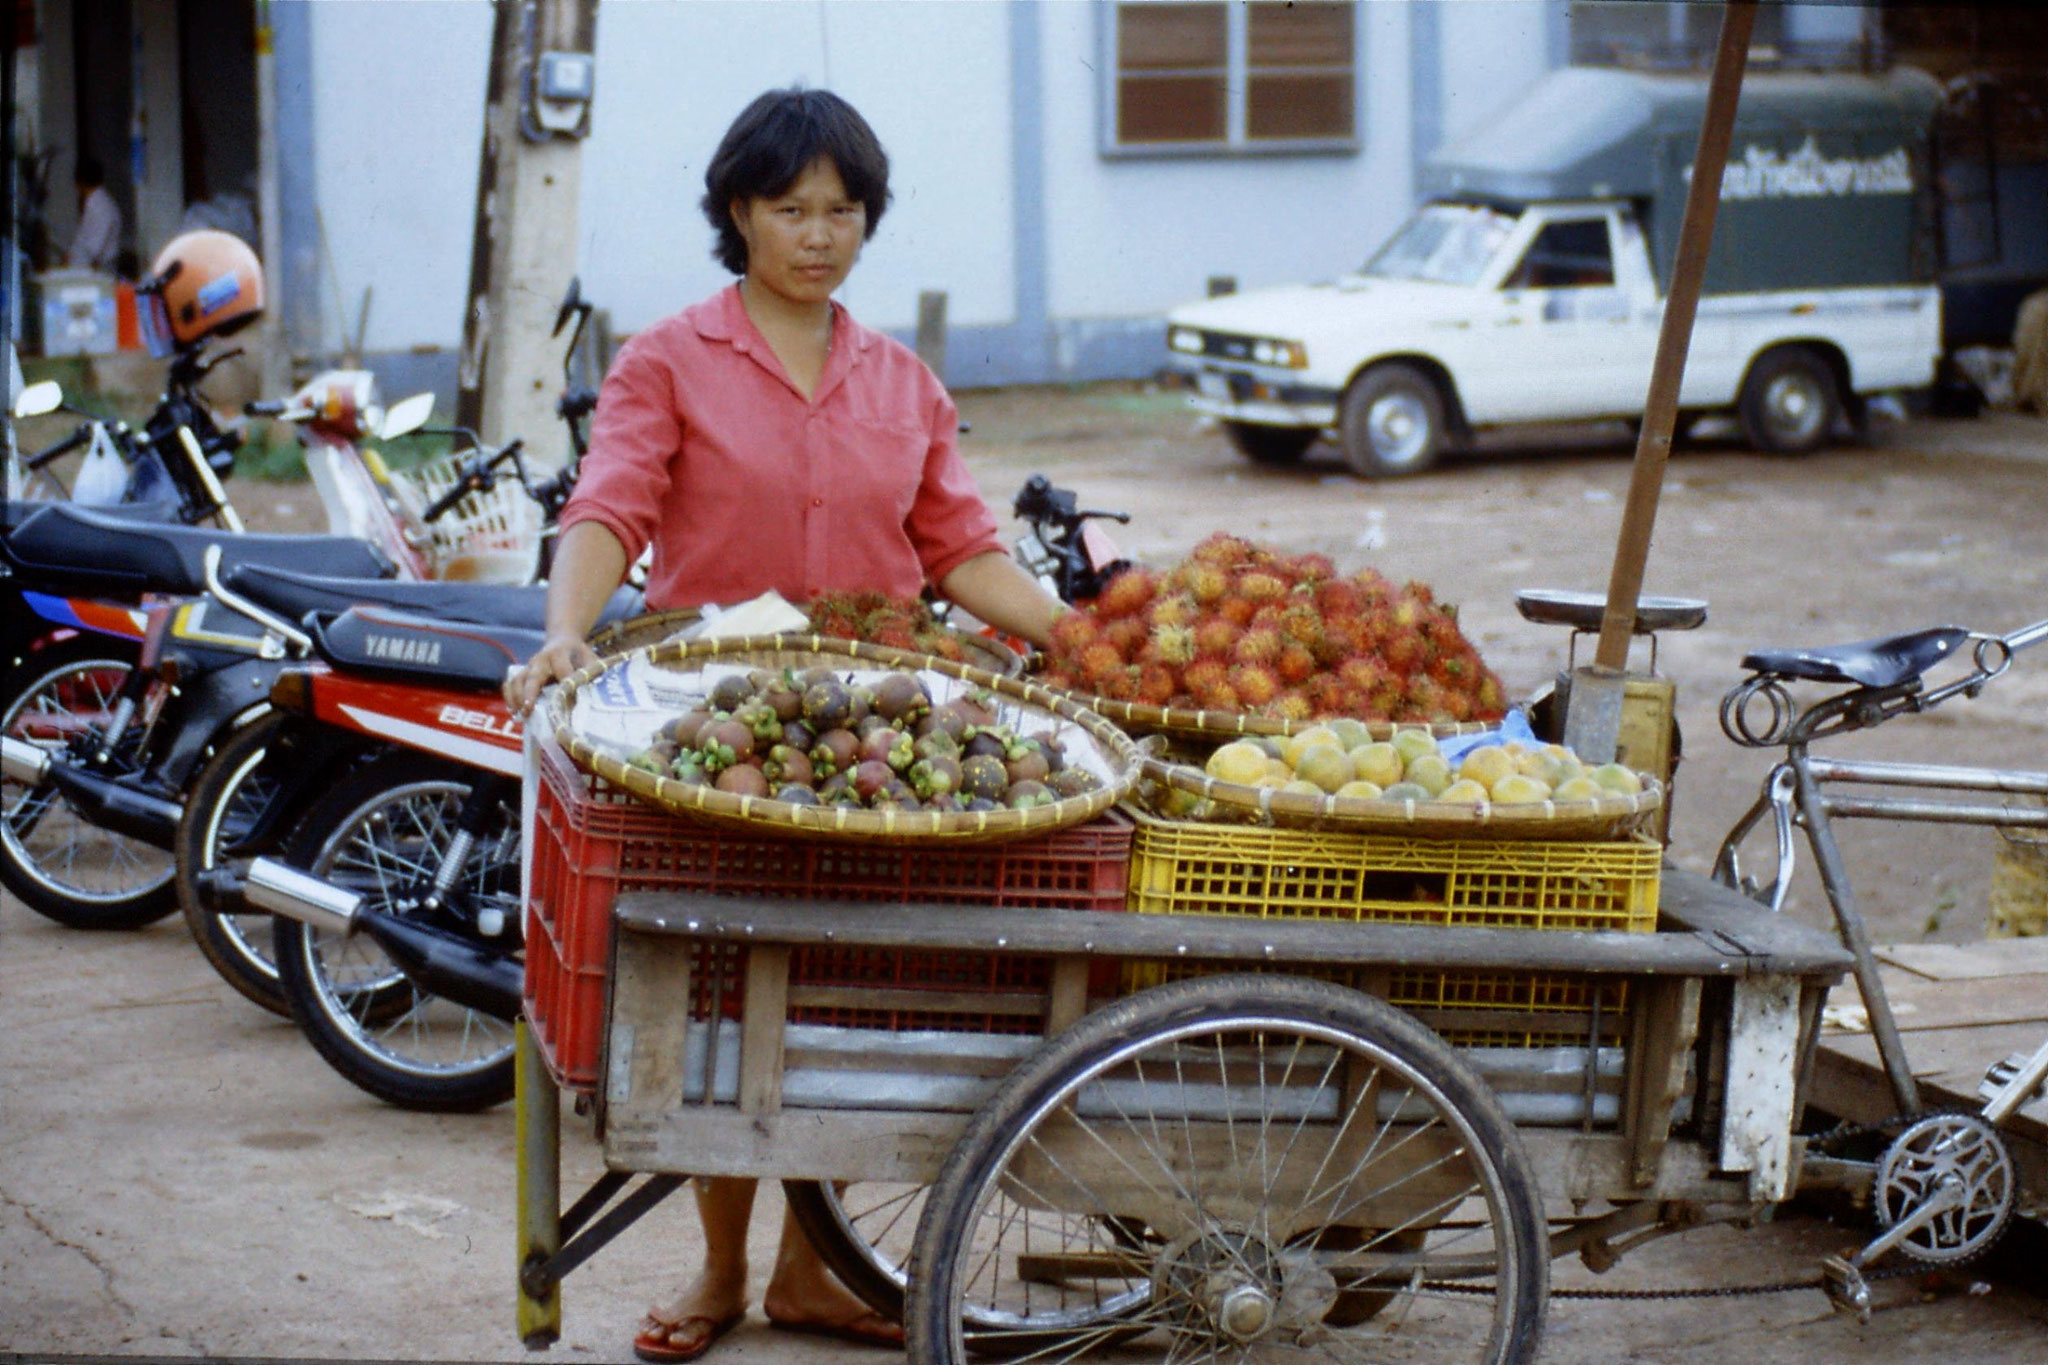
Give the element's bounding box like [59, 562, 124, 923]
[1422, 1112, 1949, 1303]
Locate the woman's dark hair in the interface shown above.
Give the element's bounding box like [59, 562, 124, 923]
[701, 88, 891, 275]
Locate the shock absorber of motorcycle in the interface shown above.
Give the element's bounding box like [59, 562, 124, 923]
[422, 773, 516, 935]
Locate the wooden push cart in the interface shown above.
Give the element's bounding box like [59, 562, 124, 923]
[512, 829, 1852, 1364]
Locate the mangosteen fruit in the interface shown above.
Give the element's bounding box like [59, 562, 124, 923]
[1004, 738, 1052, 786]
[781, 720, 817, 752]
[925, 792, 964, 814]
[709, 674, 756, 713]
[1048, 768, 1101, 799]
[810, 728, 860, 776]
[871, 673, 931, 725]
[909, 754, 962, 800]
[801, 679, 853, 731]
[963, 731, 1008, 761]
[715, 765, 770, 798]
[661, 709, 713, 746]
[731, 699, 783, 743]
[964, 796, 1000, 813]
[774, 784, 821, 807]
[913, 729, 961, 762]
[851, 759, 896, 803]
[960, 754, 1009, 802]
[763, 745, 815, 789]
[1005, 779, 1054, 810]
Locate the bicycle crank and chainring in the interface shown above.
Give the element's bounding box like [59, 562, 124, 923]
[1871, 1111, 2015, 1265]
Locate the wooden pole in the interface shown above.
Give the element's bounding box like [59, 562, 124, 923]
[455, 0, 599, 465]
[1564, 0, 1756, 763]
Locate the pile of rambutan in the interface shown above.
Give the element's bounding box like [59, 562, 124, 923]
[805, 590, 970, 663]
[1038, 533, 1506, 725]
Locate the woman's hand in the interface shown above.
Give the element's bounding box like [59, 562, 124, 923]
[504, 633, 601, 717]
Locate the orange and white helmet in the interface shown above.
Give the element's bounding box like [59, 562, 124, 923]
[140, 229, 265, 355]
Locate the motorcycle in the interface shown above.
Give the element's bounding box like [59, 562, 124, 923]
[0, 504, 397, 929]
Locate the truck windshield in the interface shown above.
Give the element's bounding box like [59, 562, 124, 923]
[1361, 204, 1519, 286]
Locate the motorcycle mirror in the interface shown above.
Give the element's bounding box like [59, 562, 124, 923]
[553, 276, 584, 338]
[11, 379, 62, 419]
[378, 392, 437, 441]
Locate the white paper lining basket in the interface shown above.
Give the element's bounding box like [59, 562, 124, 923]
[546, 634, 1144, 844]
[1139, 750, 1662, 842]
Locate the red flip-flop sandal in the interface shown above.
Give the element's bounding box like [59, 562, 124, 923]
[632, 1309, 744, 1363]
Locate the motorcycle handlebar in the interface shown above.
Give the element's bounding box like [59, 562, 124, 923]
[420, 440, 525, 523]
[244, 400, 288, 418]
[26, 423, 94, 470]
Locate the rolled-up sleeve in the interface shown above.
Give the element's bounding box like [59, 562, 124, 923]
[556, 331, 683, 566]
[906, 387, 1004, 586]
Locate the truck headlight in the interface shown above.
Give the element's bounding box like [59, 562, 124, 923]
[1168, 327, 1203, 354]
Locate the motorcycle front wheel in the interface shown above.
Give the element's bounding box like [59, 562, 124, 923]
[273, 751, 520, 1111]
[0, 636, 176, 929]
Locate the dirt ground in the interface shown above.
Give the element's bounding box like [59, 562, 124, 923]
[3, 391, 2047, 1361]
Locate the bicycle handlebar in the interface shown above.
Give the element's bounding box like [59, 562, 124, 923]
[420, 440, 526, 524]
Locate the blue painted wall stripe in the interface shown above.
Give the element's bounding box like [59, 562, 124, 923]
[1410, 0, 1443, 205]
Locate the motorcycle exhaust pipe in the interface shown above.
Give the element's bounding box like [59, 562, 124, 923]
[244, 857, 361, 936]
[2, 739, 184, 848]
[2, 735, 52, 785]
[243, 858, 525, 1022]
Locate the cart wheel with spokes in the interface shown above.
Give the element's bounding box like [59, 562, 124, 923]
[0, 636, 175, 929]
[272, 752, 520, 1111]
[906, 973, 1548, 1365]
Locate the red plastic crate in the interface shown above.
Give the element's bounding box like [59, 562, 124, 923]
[524, 734, 1134, 1093]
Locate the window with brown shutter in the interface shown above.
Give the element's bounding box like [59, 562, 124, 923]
[1109, 1, 1358, 155]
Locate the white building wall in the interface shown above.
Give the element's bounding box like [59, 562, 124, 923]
[304, 1, 490, 356]
[295, 1, 1557, 371]
[578, 1, 1014, 337]
[1437, 1, 1559, 146]
[1036, 2, 1418, 322]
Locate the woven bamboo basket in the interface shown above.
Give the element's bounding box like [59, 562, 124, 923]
[587, 608, 1023, 676]
[1030, 685, 1496, 743]
[546, 634, 1141, 844]
[1137, 748, 1661, 841]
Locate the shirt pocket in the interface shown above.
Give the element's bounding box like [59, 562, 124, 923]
[835, 415, 930, 522]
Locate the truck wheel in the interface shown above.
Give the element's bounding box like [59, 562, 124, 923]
[1738, 347, 1839, 455]
[1223, 422, 1316, 466]
[1340, 363, 1447, 478]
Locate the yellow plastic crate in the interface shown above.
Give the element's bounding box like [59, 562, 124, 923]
[1121, 808, 1660, 1046]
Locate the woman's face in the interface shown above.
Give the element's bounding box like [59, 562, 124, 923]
[732, 157, 867, 309]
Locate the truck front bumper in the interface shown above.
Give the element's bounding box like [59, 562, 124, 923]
[1161, 364, 1340, 429]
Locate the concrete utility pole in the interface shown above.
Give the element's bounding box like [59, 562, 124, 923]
[456, 0, 599, 464]
[253, 0, 288, 401]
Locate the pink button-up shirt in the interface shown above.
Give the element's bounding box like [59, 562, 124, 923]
[557, 285, 1003, 612]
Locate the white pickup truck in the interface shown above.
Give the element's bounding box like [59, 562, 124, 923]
[1164, 67, 1947, 477]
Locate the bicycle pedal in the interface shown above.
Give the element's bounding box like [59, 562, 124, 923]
[1821, 1254, 1872, 1323]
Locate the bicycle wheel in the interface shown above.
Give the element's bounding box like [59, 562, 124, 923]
[0, 636, 175, 928]
[272, 752, 520, 1111]
[907, 974, 1548, 1365]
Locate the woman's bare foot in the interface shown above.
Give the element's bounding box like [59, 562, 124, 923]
[760, 1233, 903, 1347]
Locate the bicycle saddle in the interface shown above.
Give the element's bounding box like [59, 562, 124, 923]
[223, 562, 642, 634]
[1740, 625, 1970, 688]
[2, 503, 394, 595]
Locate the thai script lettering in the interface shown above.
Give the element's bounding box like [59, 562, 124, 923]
[1686, 136, 1914, 201]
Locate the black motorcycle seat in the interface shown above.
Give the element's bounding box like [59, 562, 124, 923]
[1741, 625, 1970, 688]
[223, 562, 642, 632]
[4, 503, 393, 595]
[2, 498, 182, 532]
[315, 606, 548, 690]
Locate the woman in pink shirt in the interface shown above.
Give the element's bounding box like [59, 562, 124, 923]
[507, 89, 1065, 1361]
